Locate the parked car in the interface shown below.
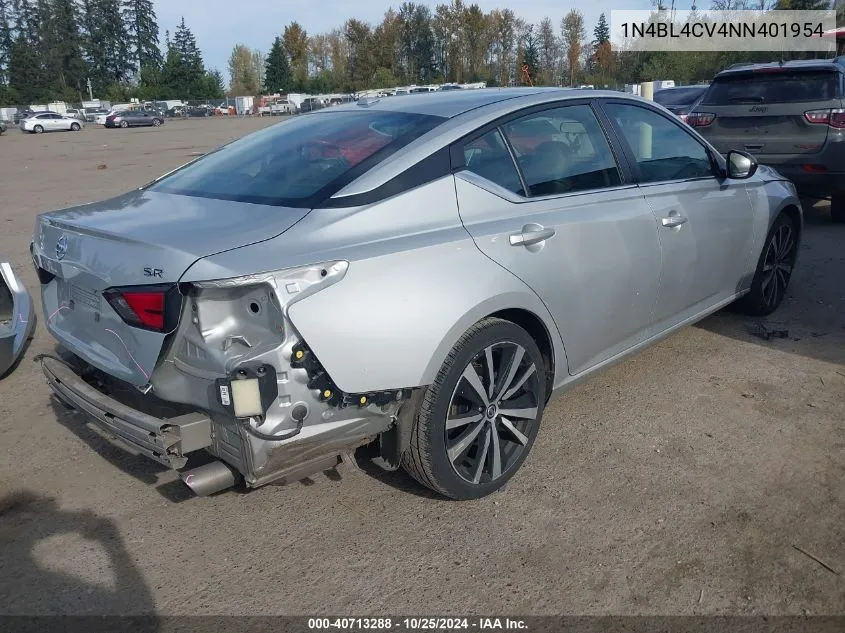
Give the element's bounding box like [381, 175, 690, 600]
[0, 120, 6, 135]
[104, 110, 165, 128]
[265, 100, 295, 115]
[299, 97, 325, 112]
[689, 58, 845, 222]
[14, 109, 36, 124]
[653, 85, 708, 123]
[439, 84, 463, 91]
[85, 108, 108, 122]
[65, 108, 86, 121]
[32, 88, 801, 500]
[20, 112, 84, 133]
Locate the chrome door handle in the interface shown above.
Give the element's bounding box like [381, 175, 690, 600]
[661, 215, 688, 228]
[509, 228, 556, 246]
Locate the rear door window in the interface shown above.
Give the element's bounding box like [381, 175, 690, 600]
[149, 110, 445, 206]
[501, 104, 622, 196]
[702, 70, 840, 105]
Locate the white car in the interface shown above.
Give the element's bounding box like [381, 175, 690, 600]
[20, 112, 84, 134]
[94, 111, 114, 125]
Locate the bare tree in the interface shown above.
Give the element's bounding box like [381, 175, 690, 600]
[561, 9, 585, 87]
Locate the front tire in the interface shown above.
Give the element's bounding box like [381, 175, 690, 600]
[152, 118, 161, 127]
[831, 194, 845, 224]
[70, 122, 80, 131]
[33, 125, 43, 134]
[402, 318, 546, 500]
[737, 213, 798, 316]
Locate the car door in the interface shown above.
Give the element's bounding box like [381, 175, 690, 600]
[44, 113, 63, 130]
[599, 101, 756, 333]
[453, 101, 662, 375]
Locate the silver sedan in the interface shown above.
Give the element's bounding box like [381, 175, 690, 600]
[20, 112, 84, 133]
[31, 88, 801, 500]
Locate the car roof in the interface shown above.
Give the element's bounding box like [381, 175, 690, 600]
[324, 87, 586, 119]
[716, 57, 845, 77]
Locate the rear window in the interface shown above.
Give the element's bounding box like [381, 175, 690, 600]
[702, 70, 840, 105]
[148, 110, 444, 206]
[654, 87, 707, 106]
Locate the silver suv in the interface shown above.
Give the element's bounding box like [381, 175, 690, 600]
[689, 58, 845, 222]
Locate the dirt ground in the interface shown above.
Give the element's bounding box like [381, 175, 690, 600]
[0, 117, 843, 616]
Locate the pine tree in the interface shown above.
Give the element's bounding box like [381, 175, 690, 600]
[8, 0, 44, 101]
[520, 26, 539, 85]
[46, 0, 87, 95]
[264, 36, 291, 92]
[84, 0, 132, 90]
[122, 0, 161, 73]
[9, 34, 43, 101]
[593, 13, 610, 46]
[162, 18, 210, 98]
[0, 0, 13, 84]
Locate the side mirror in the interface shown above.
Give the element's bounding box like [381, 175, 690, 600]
[726, 150, 758, 179]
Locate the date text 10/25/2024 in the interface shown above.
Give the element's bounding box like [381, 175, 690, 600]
[307, 618, 529, 631]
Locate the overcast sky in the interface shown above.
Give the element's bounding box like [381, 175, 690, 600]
[153, 0, 668, 79]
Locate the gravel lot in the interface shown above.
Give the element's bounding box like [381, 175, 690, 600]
[0, 117, 843, 616]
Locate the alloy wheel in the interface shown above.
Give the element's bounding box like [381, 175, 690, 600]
[761, 223, 796, 308]
[445, 342, 540, 485]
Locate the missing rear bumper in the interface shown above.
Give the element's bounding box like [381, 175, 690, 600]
[41, 357, 212, 469]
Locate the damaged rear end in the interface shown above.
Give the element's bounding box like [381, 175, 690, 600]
[33, 108, 442, 495]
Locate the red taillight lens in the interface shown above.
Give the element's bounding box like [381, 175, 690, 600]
[687, 112, 715, 128]
[104, 287, 172, 332]
[804, 109, 845, 128]
[804, 109, 830, 124]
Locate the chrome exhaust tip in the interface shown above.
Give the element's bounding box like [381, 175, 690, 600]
[180, 461, 238, 497]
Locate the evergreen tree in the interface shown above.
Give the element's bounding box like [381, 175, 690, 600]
[84, 0, 132, 90]
[0, 0, 13, 84]
[520, 26, 539, 85]
[264, 35, 291, 92]
[122, 0, 161, 73]
[593, 13, 610, 46]
[8, 0, 44, 100]
[173, 17, 203, 79]
[45, 0, 87, 95]
[161, 18, 212, 98]
[8, 34, 43, 101]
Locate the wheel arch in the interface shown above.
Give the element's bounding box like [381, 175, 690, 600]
[488, 308, 556, 403]
[779, 203, 802, 241]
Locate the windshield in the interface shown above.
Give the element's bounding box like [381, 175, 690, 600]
[654, 87, 706, 106]
[702, 70, 840, 105]
[149, 110, 444, 207]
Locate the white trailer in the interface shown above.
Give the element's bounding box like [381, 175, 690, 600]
[234, 96, 254, 115]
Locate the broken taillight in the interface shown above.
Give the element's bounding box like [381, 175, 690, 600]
[103, 285, 179, 332]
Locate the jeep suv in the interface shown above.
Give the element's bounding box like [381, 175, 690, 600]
[689, 58, 845, 222]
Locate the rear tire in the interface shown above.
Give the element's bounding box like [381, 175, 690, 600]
[120, 120, 128, 128]
[402, 318, 546, 500]
[737, 213, 797, 316]
[831, 194, 845, 224]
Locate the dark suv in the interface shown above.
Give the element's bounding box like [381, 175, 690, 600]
[689, 58, 845, 222]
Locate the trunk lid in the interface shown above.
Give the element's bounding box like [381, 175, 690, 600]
[694, 68, 842, 156]
[34, 190, 310, 386]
